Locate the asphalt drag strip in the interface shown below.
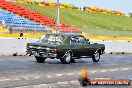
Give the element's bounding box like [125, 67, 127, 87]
[0, 54, 132, 88]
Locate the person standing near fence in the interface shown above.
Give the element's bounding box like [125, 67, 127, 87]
[20, 30, 24, 37]
[2, 20, 6, 30]
[9, 25, 13, 34]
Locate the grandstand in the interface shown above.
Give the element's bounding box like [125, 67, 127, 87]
[0, 9, 49, 31]
[0, 0, 81, 33]
[84, 7, 125, 16]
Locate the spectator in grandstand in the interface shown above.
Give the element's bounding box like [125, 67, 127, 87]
[80, 7, 82, 11]
[20, 30, 23, 37]
[8, 26, 13, 34]
[113, 10, 118, 14]
[80, 7, 83, 11]
[129, 13, 132, 17]
[24, 0, 28, 4]
[2, 20, 6, 30]
[83, 7, 86, 11]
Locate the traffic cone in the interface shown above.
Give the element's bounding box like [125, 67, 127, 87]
[82, 67, 88, 78]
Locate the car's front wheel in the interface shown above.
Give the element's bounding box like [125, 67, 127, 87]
[92, 50, 100, 62]
[60, 52, 72, 64]
[35, 56, 46, 63]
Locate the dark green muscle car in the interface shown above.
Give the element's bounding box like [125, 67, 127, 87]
[26, 33, 105, 64]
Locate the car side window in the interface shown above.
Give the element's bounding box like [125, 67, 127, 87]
[77, 36, 88, 45]
[70, 36, 90, 45]
[70, 36, 78, 44]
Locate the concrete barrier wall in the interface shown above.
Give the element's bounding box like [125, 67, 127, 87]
[0, 38, 38, 56]
[0, 38, 27, 56]
[91, 40, 132, 54]
[0, 39, 132, 56]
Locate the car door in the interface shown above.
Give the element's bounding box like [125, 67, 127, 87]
[76, 36, 91, 56]
[82, 39, 98, 56]
[70, 36, 84, 57]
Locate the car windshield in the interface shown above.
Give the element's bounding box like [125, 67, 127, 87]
[40, 34, 67, 44]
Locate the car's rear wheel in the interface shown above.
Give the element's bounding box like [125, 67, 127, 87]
[35, 56, 46, 63]
[92, 50, 100, 62]
[60, 52, 72, 64]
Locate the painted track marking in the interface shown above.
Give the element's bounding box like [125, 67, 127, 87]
[46, 75, 52, 78]
[67, 73, 74, 76]
[56, 74, 63, 77]
[110, 69, 119, 72]
[100, 70, 107, 72]
[90, 70, 97, 73]
[122, 68, 129, 70]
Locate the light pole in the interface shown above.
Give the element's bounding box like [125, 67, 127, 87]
[55, 0, 60, 32]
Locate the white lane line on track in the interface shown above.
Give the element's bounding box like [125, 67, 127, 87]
[56, 81, 69, 85]
[46, 75, 52, 78]
[70, 80, 79, 84]
[56, 74, 63, 77]
[77, 73, 81, 75]
[110, 69, 119, 72]
[0, 78, 19, 82]
[0, 78, 12, 82]
[122, 68, 129, 70]
[90, 70, 97, 73]
[34, 76, 40, 79]
[100, 70, 107, 73]
[67, 73, 74, 76]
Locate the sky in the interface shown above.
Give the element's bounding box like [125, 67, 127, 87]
[41, 0, 132, 15]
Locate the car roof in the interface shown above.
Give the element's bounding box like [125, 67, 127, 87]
[46, 33, 82, 36]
